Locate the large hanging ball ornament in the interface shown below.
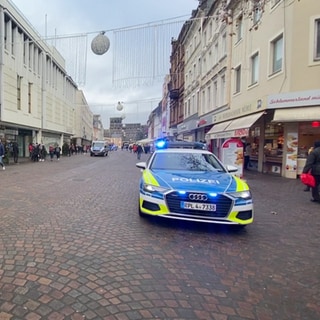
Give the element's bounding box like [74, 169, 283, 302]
[116, 102, 124, 111]
[91, 32, 110, 55]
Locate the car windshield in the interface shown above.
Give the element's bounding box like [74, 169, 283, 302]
[150, 152, 226, 172]
[93, 142, 104, 148]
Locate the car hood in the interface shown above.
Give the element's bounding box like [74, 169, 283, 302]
[148, 169, 240, 193]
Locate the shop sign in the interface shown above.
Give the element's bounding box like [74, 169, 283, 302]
[233, 128, 249, 137]
[5, 129, 18, 135]
[268, 89, 320, 109]
[221, 138, 244, 178]
[212, 99, 263, 124]
[210, 131, 234, 139]
[197, 119, 207, 127]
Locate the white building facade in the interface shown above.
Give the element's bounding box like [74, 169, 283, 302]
[0, 0, 92, 157]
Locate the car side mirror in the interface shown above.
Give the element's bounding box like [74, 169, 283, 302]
[226, 165, 238, 173]
[136, 162, 146, 170]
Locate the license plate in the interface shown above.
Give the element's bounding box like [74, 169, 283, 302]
[181, 201, 216, 211]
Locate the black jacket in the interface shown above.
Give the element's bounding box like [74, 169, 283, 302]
[303, 143, 320, 175]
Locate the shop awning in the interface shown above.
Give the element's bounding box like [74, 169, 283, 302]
[206, 112, 264, 139]
[226, 112, 264, 131]
[206, 120, 233, 139]
[272, 107, 320, 122]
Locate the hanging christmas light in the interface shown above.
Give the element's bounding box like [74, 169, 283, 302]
[116, 101, 124, 111]
[91, 31, 110, 55]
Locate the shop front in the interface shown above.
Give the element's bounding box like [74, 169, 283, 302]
[0, 126, 34, 158]
[177, 115, 198, 141]
[206, 90, 320, 179]
[268, 90, 320, 179]
[206, 111, 265, 166]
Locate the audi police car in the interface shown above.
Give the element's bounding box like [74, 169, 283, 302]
[136, 140, 253, 226]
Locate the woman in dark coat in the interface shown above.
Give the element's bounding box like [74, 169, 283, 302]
[303, 140, 320, 203]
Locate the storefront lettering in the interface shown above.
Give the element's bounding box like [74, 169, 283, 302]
[268, 90, 320, 108]
[213, 103, 254, 123]
[234, 128, 249, 137]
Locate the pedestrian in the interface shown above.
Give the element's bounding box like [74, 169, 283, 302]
[303, 146, 314, 192]
[39, 144, 47, 161]
[302, 141, 320, 203]
[49, 145, 54, 161]
[13, 142, 19, 163]
[0, 139, 5, 170]
[244, 143, 252, 170]
[33, 143, 40, 162]
[137, 144, 144, 160]
[28, 142, 34, 160]
[55, 145, 61, 160]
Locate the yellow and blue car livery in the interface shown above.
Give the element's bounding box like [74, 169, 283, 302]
[138, 167, 253, 225]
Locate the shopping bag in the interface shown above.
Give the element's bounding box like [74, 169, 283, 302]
[300, 172, 316, 187]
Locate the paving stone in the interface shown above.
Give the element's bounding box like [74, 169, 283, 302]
[0, 154, 319, 319]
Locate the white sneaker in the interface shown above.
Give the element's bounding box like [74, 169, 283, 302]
[3, 166, 5, 170]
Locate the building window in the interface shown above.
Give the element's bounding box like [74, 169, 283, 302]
[4, 17, 10, 51]
[206, 86, 211, 113]
[221, 32, 227, 56]
[213, 80, 218, 109]
[236, 15, 243, 43]
[271, 34, 283, 74]
[17, 76, 22, 110]
[315, 19, 320, 60]
[251, 52, 259, 84]
[28, 83, 32, 113]
[24, 35, 29, 66]
[220, 75, 226, 106]
[253, 5, 262, 25]
[214, 42, 219, 64]
[235, 65, 241, 93]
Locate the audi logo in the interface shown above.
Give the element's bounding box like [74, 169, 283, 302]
[188, 193, 208, 201]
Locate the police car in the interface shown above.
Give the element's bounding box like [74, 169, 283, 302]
[136, 140, 253, 226]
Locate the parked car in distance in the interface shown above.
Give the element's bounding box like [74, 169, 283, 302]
[90, 141, 109, 157]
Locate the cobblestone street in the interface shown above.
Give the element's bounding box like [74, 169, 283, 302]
[0, 151, 319, 320]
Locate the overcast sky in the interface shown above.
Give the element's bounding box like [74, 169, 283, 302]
[11, 0, 198, 127]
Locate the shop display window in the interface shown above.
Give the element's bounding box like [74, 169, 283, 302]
[264, 123, 283, 157]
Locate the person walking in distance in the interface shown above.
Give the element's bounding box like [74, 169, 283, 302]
[0, 139, 6, 170]
[13, 142, 19, 163]
[136, 144, 144, 160]
[55, 145, 61, 160]
[302, 141, 320, 203]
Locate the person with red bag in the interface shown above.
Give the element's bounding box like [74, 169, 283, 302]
[303, 146, 314, 191]
[302, 141, 320, 203]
